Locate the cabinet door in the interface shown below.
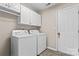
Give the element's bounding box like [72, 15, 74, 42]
[20, 5, 31, 25]
[31, 11, 41, 26]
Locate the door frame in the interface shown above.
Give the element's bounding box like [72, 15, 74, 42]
[56, 9, 58, 51]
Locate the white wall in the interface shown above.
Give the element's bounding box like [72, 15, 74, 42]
[40, 3, 79, 50]
[40, 7, 58, 50]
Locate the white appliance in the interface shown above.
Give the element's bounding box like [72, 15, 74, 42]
[11, 30, 37, 56]
[30, 30, 47, 55]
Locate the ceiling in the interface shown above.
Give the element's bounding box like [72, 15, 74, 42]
[22, 3, 59, 13]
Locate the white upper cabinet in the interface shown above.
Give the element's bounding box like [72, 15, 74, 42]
[20, 5, 41, 26]
[20, 5, 31, 25]
[31, 10, 41, 26]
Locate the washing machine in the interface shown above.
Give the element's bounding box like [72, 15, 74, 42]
[11, 30, 37, 56]
[30, 30, 47, 55]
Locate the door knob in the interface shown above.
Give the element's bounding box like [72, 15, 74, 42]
[57, 32, 60, 38]
[78, 30, 79, 33]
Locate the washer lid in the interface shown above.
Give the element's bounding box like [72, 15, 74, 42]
[30, 30, 40, 34]
[12, 30, 29, 36]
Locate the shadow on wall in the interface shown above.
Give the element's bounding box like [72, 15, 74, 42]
[0, 37, 11, 56]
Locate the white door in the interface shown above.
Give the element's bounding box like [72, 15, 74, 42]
[31, 11, 41, 26]
[20, 5, 31, 25]
[58, 6, 78, 55]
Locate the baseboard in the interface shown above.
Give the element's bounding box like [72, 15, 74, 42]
[47, 47, 57, 51]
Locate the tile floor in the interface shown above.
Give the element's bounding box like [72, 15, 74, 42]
[39, 49, 71, 56]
